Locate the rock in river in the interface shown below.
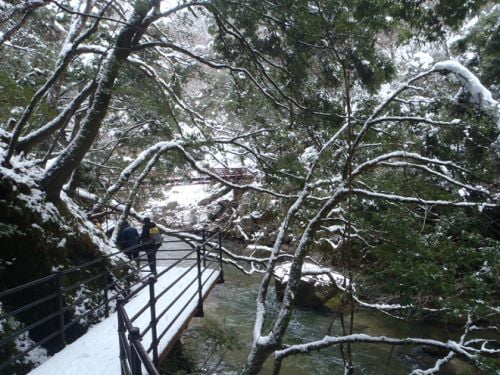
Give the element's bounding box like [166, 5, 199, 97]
[273, 261, 352, 308]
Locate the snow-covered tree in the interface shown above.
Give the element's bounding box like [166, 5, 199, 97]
[0, 0, 498, 373]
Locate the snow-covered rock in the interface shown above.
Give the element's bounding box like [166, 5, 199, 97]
[273, 262, 351, 308]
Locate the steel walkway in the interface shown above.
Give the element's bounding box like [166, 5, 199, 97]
[0, 232, 224, 375]
[29, 266, 221, 375]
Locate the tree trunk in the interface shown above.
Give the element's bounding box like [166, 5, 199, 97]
[40, 0, 152, 202]
[244, 190, 346, 374]
[111, 151, 161, 242]
[243, 345, 277, 375]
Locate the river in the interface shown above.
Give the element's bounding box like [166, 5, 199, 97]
[156, 237, 477, 374]
[180, 266, 478, 375]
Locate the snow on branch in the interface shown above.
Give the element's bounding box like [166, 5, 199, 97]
[134, 40, 291, 112]
[333, 278, 446, 316]
[354, 61, 499, 160]
[353, 69, 436, 149]
[127, 55, 207, 134]
[148, 1, 208, 22]
[433, 60, 499, 122]
[350, 151, 491, 197]
[0, 0, 51, 24]
[2, 1, 106, 167]
[378, 161, 490, 197]
[16, 80, 97, 153]
[252, 189, 311, 344]
[351, 151, 469, 177]
[106, 135, 290, 199]
[274, 261, 445, 316]
[69, 186, 142, 222]
[274, 333, 478, 366]
[51, 0, 132, 28]
[368, 116, 460, 127]
[433, 60, 500, 156]
[106, 141, 182, 195]
[411, 352, 456, 375]
[350, 188, 497, 209]
[410, 315, 480, 374]
[305, 122, 349, 182]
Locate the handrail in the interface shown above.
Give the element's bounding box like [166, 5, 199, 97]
[117, 230, 225, 374]
[0, 274, 56, 299]
[0, 229, 224, 375]
[154, 272, 199, 325]
[0, 292, 59, 321]
[155, 285, 199, 345]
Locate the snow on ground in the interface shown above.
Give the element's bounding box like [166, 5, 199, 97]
[29, 266, 220, 375]
[156, 184, 211, 207]
[145, 184, 232, 228]
[0, 146, 62, 225]
[0, 143, 117, 255]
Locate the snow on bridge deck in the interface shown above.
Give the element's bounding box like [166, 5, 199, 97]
[29, 266, 221, 375]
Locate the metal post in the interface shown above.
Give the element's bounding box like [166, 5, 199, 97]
[195, 246, 204, 317]
[102, 257, 109, 318]
[117, 299, 126, 375]
[53, 271, 66, 348]
[129, 327, 142, 375]
[148, 276, 159, 364]
[217, 232, 224, 284]
[202, 229, 206, 268]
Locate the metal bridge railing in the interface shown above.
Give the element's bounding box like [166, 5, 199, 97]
[0, 230, 223, 375]
[117, 231, 224, 375]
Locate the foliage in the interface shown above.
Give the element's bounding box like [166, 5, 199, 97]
[451, 5, 500, 91]
[0, 310, 47, 375]
[360, 203, 499, 313]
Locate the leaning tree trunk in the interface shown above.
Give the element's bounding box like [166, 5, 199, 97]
[40, 0, 153, 201]
[244, 190, 346, 375]
[111, 150, 162, 242]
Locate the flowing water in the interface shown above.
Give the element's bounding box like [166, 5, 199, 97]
[181, 266, 479, 375]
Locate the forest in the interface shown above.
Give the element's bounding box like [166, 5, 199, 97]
[0, 0, 499, 374]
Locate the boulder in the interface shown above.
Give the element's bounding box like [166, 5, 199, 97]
[208, 199, 231, 221]
[165, 201, 178, 210]
[273, 262, 350, 308]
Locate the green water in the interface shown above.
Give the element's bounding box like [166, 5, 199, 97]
[183, 267, 479, 375]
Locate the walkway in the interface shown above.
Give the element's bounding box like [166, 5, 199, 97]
[29, 266, 220, 375]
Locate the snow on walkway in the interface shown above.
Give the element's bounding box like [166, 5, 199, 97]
[30, 266, 220, 375]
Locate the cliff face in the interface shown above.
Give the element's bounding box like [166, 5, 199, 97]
[0, 151, 113, 290]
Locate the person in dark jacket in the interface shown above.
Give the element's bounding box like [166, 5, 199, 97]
[140, 217, 159, 274]
[117, 221, 140, 259]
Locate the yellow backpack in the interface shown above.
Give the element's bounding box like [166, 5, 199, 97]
[149, 226, 163, 245]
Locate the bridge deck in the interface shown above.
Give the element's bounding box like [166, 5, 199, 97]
[29, 266, 220, 375]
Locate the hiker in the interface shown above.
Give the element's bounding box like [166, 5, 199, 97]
[117, 221, 140, 260]
[140, 217, 162, 274]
